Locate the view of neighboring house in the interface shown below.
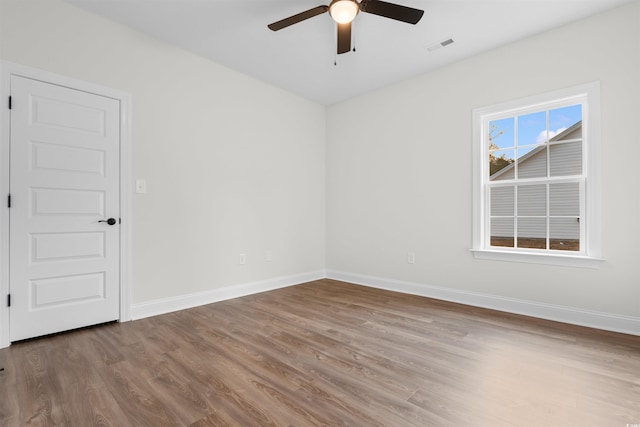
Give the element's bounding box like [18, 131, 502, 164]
[490, 121, 583, 181]
[490, 121, 582, 249]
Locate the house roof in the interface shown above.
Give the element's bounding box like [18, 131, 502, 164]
[489, 120, 582, 180]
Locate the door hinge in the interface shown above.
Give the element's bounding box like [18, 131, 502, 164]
[7, 194, 10, 208]
[7, 294, 10, 307]
[8, 96, 11, 110]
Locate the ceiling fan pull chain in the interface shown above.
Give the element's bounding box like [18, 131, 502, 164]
[334, 23, 338, 66]
[353, 28, 356, 52]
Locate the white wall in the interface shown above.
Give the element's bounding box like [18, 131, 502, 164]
[327, 2, 640, 324]
[0, 0, 326, 305]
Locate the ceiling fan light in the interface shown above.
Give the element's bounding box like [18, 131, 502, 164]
[329, 0, 359, 24]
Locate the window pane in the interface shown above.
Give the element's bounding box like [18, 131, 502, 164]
[491, 218, 514, 248]
[491, 186, 514, 216]
[550, 141, 582, 176]
[517, 217, 547, 249]
[549, 183, 579, 216]
[518, 111, 547, 145]
[550, 217, 580, 251]
[489, 117, 514, 150]
[517, 145, 547, 179]
[549, 104, 582, 139]
[517, 185, 546, 216]
[489, 149, 515, 179]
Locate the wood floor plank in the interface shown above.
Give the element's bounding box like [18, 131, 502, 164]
[1, 279, 639, 426]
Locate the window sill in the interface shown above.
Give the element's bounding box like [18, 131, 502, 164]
[470, 248, 604, 269]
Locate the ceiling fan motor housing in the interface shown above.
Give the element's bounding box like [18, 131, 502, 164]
[329, 0, 360, 24]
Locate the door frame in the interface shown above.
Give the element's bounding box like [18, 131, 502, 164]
[0, 61, 132, 348]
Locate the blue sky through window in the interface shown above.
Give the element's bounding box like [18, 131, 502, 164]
[489, 104, 582, 153]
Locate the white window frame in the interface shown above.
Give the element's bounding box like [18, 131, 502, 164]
[471, 82, 603, 268]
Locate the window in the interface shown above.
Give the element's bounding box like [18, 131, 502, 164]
[472, 83, 602, 268]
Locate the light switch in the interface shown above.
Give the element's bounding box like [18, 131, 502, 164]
[135, 179, 147, 194]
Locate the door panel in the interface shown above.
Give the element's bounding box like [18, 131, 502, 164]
[30, 95, 107, 135]
[31, 188, 106, 216]
[31, 232, 105, 261]
[32, 142, 106, 176]
[30, 272, 106, 309]
[10, 75, 121, 341]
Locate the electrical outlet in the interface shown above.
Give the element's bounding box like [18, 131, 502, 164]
[265, 250, 272, 262]
[239, 253, 246, 265]
[407, 252, 415, 264]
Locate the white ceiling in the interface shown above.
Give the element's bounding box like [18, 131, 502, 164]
[64, 0, 632, 105]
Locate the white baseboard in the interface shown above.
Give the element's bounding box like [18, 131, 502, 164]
[131, 270, 326, 320]
[130, 268, 639, 337]
[326, 270, 640, 336]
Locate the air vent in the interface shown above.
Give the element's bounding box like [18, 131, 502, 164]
[427, 38, 454, 52]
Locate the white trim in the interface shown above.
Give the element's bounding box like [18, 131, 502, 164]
[473, 83, 599, 120]
[326, 270, 640, 336]
[0, 61, 132, 348]
[0, 62, 10, 348]
[470, 248, 604, 268]
[118, 90, 133, 322]
[583, 83, 602, 258]
[472, 82, 602, 265]
[131, 270, 326, 320]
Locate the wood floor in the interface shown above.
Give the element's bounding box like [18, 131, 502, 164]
[1, 279, 639, 426]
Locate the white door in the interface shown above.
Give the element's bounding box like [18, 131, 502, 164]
[9, 75, 121, 341]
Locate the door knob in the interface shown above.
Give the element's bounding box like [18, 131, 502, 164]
[98, 218, 117, 225]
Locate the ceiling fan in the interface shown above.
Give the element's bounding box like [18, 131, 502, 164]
[267, 0, 424, 55]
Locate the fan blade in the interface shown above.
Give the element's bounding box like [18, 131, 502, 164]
[337, 22, 352, 54]
[359, 0, 424, 24]
[268, 6, 329, 31]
